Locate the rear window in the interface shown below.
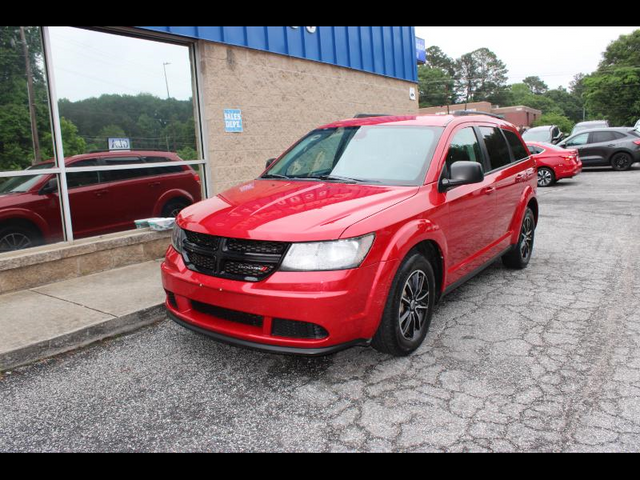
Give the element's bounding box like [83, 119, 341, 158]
[503, 130, 530, 161]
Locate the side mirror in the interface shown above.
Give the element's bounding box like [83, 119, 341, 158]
[265, 158, 276, 169]
[440, 161, 484, 192]
[39, 178, 58, 195]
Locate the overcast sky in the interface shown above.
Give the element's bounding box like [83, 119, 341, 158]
[415, 26, 639, 90]
[47, 27, 639, 102]
[48, 27, 194, 102]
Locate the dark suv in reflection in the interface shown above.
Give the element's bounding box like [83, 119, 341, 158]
[0, 151, 202, 253]
[557, 128, 640, 171]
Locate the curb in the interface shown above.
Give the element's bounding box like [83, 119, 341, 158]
[0, 304, 167, 372]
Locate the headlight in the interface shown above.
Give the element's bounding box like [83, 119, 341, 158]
[171, 224, 186, 253]
[280, 234, 375, 271]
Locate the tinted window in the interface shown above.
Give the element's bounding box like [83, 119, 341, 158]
[446, 128, 483, 169]
[67, 159, 99, 188]
[100, 157, 151, 182]
[479, 127, 511, 170]
[590, 131, 618, 143]
[528, 145, 543, 155]
[142, 156, 182, 175]
[503, 130, 530, 161]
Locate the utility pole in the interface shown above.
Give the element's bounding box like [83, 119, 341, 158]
[20, 27, 40, 164]
[162, 62, 171, 99]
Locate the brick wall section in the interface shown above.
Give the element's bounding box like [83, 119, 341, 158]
[198, 41, 419, 194]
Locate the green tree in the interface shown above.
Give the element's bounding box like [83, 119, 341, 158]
[523, 76, 549, 95]
[532, 113, 574, 135]
[454, 48, 509, 104]
[417, 65, 454, 107]
[583, 29, 640, 126]
[42, 117, 86, 159]
[0, 26, 52, 170]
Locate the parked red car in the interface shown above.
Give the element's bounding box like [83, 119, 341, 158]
[0, 151, 201, 252]
[526, 141, 582, 187]
[163, 113, 538, 356]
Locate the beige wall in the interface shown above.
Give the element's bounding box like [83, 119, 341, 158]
[198, 41, 419, 194]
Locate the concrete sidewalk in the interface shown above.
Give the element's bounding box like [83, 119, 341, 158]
[0, 260, 167, 371]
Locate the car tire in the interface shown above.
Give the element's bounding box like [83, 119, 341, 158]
[161, 199, 190, 218]
[0, 224, 41, 253]
[371, 250, 436, 356]
[537, 167, 555, 187]
[610, 152, 633, 171]
[502, 207, 535, 270]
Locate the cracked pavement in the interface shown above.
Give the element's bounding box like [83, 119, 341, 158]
[1, 165, 640, 452]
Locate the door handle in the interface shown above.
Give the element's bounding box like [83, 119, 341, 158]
[94, 189, 109, 197]
[483, 186, 496, 194]
[148, 181, 161, 188]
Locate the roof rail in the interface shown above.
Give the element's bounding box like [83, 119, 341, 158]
[353, 113, 393, 118]
[86, 148, 171, 154]
[452, 110, 505, 119]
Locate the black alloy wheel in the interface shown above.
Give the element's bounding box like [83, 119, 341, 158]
[502, 207, 535, 270]
[372, 251, 436, 356]
[610, 152, 632, 171]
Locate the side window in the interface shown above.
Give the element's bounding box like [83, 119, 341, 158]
[566, 133, 589, 147]
[591, 131, 616, 143]
[479, 127, 511, 170]
[445, 128, 483, 170]
[100, 157, 151, 183]
[503, 130, 530, 162]
[142, 156, 182, 175]
[66, 159, 100, 189]
[528, 145, 542, 155]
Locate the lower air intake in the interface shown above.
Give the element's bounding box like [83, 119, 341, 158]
[271, 318, 329, 339]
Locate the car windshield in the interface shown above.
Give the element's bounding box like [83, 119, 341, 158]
[522, 129, 551, 142]
[0, 163, 53, 194]
[262, 126, 443, 186]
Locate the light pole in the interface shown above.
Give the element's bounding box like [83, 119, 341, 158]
[162, 62, 171, 99]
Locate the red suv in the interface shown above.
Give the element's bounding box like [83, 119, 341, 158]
[0, 151, 201, 252]
[162, 113, 538, 356]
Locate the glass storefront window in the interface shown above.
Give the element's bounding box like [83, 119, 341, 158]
[0, 26, 208, 254]
[0, 26, 64, 252]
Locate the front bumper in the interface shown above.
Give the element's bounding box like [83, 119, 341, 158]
[161, 246, 397, 354]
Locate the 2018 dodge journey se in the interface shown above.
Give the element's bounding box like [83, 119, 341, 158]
[162, 113, 538, 356]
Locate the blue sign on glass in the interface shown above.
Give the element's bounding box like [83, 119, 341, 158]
[416, 37, 426, 64]
[224, 109, 243, 133]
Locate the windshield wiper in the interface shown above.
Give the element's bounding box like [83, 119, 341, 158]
[309, 174, 380, 184]
[261, 173, 291, 179]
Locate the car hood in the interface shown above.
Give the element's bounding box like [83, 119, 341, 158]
[178, 179, 419, 242]
[0, 191, 34, 207]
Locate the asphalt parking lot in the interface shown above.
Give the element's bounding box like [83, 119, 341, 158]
[1, 165, 639, 452]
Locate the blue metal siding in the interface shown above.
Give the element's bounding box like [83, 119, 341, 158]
[139, 26, 417, 83]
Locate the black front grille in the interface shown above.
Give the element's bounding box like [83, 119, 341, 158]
[226, 238, 287, 255]
[272, 318, 329, 339]
[181, 230, 289, 282]
[192, 300, 263, 327]
[184, 230, 220, 249]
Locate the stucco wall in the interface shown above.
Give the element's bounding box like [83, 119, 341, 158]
[198, 41, 419, 194]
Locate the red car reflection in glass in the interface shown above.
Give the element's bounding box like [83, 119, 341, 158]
[0, 151, 202, 252]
